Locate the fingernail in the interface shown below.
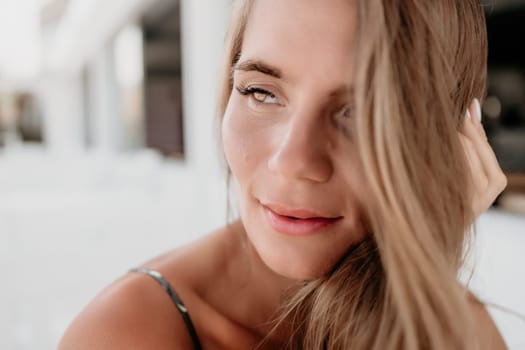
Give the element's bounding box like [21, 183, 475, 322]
[473, 98, 482, 122]
[466, 110, 471, 120]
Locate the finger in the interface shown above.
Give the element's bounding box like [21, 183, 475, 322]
[460, 104, 485, 141]
[459, 131, 497, 218]
[472, 99, 508, 191]
[459, 110, 471, 137]
[461, 110, 501, 181]
[459, 134, 493, 218]
[462, 116, 507, 206]
[472, 131, 505, 188]
[459, 133, 488, 189]
[468, 99, 487, 140]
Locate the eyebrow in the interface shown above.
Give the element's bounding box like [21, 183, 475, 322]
[329, 86, 354, 98]
[232, 58, 354, 99]
[232, 59, 282, 79]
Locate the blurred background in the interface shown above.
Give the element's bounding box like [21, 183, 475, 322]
[0, 0, 524, 349]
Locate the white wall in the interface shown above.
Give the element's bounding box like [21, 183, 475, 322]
[89, 46, 123, 153]
[38, 73, 85, 153]
[179, 0, 231, 231]
[3, 1, 233, 349]
[38, 0, 232, 226]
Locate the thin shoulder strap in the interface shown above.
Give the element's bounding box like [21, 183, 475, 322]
[129, 267, 203, 350]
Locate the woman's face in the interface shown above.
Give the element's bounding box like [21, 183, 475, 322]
[222, 0, 368, 279]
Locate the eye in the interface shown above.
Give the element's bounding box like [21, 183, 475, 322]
[338, 106, 354, 119]
[332, 105, 355, 138]
[236, 86, 280, 105]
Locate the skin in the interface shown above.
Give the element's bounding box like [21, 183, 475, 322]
[222, 0, 367, 280]
[461, 99, 508, 216]
[57, 0, 508, 349]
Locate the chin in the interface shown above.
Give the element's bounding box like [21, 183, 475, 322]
[246, 223, 357, 280]
[237, 192, 367, 280]
[267, 255, 339, 280]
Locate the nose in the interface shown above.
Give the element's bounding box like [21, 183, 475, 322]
[267, 109, 333, 183]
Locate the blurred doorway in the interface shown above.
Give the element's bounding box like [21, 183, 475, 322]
[142, 0, 184, 159]
[485, 1, 525, 213]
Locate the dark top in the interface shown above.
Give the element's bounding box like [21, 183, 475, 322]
[129, 267, 203, 350]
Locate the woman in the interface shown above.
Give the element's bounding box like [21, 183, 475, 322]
[58, 0, 509, 349]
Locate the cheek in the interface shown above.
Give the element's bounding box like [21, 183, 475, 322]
[330, 150, 372, 231]
[222, 97, 266, 184]
[340, 167, 372, 233]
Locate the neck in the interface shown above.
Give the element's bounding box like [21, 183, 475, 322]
[226, 219, 299, 342]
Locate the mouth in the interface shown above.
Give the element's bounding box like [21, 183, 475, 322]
[261, 201, 341, 219]
[260, 201, 343, 236]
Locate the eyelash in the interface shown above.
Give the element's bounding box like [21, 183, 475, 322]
[235, 84, 353, 136]
[235, 85, 277, 103]
[339, 106, 353, 119]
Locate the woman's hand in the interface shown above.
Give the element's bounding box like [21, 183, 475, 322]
[459, 99, 507, 219]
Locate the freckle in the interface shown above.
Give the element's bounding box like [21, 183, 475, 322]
[239, 140, 249, 161]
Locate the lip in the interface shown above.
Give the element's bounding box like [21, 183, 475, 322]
[260, 201, 343, 236]
[260, 201, 339, 219]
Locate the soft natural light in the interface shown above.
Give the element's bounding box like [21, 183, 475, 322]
[0, 0, 41, 82]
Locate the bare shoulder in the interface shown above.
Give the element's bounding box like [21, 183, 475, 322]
[57, 271, 196, 350]
[58, 223, 240, 350]
[468, 291, 508, 350]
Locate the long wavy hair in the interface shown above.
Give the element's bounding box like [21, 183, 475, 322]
[218, 0, 488, 349]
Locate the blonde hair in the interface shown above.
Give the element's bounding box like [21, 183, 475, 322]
[218, 0, 488, 349]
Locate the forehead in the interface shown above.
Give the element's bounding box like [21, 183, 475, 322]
[240, 0, 356, 86]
